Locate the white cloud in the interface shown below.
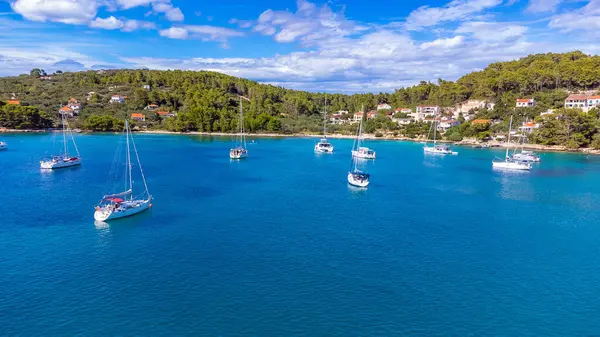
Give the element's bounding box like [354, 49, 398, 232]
[456, 21, 528, 41]
[159, 27, 188, 39]
[549, 0, 600, 32]
[245, 0, 365, 46]
[405, 0, 503, 30]
[421, 36, 465, 49]
[89, 16, 123, 30]
[11, 0, 98, 24]
[151, 2, 184, 22]
[121, 19, 155, 32]
[526, 0, 564, 13]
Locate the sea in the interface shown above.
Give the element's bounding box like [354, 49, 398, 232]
[1, 133, 600, 336]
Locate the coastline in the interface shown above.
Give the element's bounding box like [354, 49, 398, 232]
[2, 128, 597, 154]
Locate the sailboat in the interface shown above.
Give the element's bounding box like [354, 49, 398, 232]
[492, 115, 532, 171]
[351, 106, 376, 159]
[230, 98, 248, 159]
[0, 141, 6, 150]
[94, 120, 152, 222]
[314, 98, 334, 153]
[423, 112, 458, 155]
[512, 120, 540, 162]
[40, 112, 81, 169]
[348, 112, 370, 187]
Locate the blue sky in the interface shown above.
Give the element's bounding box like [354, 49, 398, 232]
[0, 0, 598, 92]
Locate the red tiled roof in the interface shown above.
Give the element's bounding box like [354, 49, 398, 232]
[60, 106, 73, 111]
[588, 95, 600, 99]
[157, 111, 169, 115]
[566, 94, 588, 100]
[471, 119, 490, 124]
[516, 99, 533, 103]
[131, 113, 145, 118]
[7, 100, 20, 105]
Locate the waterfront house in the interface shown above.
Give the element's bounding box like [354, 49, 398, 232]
[376, 103, 392, 111]
[565, 94, 588, 109]
[59, 106, 74, 118]
[7, 100, 20, 105]
[519, 121, 539, 133]
[516, 98, 536, 108]
[145, 104, 159, 111]
[110, 95, 125, 104]
[131, 113, 146, 121]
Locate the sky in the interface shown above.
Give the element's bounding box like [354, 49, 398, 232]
[0, 0, 598, 93]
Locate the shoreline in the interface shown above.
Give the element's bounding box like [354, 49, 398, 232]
[2, 128, 598, 154]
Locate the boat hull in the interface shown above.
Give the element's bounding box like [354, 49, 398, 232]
[230, 152, 248, 159]
[492, 161, 531, 171]
[94, 199, 151, 221]
[315, 145, 334, 153]
[423, 147, 458, 155]
[40, 157, 82, 169]
[347, 172, 369, 187]
[352, 150, 376, 159]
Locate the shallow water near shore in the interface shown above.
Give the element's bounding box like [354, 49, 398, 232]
[1, 133, 600, 335]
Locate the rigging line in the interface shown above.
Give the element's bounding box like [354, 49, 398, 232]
[129, 123, 150, 198]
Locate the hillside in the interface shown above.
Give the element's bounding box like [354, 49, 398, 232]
[1, 51, 600, 148]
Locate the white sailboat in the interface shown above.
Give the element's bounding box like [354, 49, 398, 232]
[493, 115, 532, 171]
[351, 106, 376, 159]
[230, 98, 248, 159]
[94, 120, 152, 222]
[314, 98, 334, 153]
[348, 113, 370, 187]
[423, 111, 458, 155]
[40, 113, 81, 169]
[512, 122, 540, 162]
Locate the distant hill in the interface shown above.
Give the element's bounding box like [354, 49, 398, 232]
[1, 51, 599, 136]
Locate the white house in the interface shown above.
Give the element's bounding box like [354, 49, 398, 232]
[59, 106, 74, 118]
[67, 98, 81, 111]
[416, 105, 440, 115]
[587, 95, 600, 109]
[438, 119, 460, 132]
[110, 95, 125, 104]
[145, 104, 159, 111]
[519, 122, 539, 133]
[516, 98, 536, 108]
[377, 103, 392, 111]
[131, 113, 146, 121]
[564, 94, 588, 109]
[352, 111, 364, 123]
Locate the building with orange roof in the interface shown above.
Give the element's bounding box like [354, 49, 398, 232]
[59, 106, 74, 117]
[7, 100, 20, 105]
[131, 113, 146, 121]
[471, 119, 490, 125]
[516, 98, 535, 108]
[519, 121, 539, 133]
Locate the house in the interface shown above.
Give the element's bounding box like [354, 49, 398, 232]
[587, 95, 600, 109]
[366, 111, 377, 120]
[395, 108, 412, 114]
[456, 99, 486, 113]
[145, 104, 159, 111]
[376, 103, 392, 111]
[157, 110, 176, 118]
[67, 98, 81, 112]
[352, 111, 364, 123]
[59, 106, 74, 118]
[416, 105, 440, 115]
[110, 95, 125, 103]
[516, 98, 536, 108]
[438, 119, 460, 132]
[393, 118, 412, 126]
[131, 113, 146, 121]
[564, 94, 588, 109]
[7, 100, 20, 105]
[143, 84, 151, 90]
[519, 122, 539, 133]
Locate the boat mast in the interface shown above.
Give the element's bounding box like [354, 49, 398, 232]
[357, 105, 364, 149]
[433, 110, 437, 146]
[240, 97, 246, 149]
[323, 96, 327, 138]
[506, 115, 513, 160]
[130, 124, 150, 199]
[126, 120, 133, 199]
[62, 112, 67, 157]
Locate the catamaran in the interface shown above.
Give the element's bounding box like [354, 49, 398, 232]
[230, 98, 248, 159]
[348, 113, 370, 187]
[40, 113, 81, 169]
[94, 120, 152, 222]
[492, 115, 532, 171]
[351, 106, 376, 159]
[423, 112, 458, 155]
[314, 98, 334, 153]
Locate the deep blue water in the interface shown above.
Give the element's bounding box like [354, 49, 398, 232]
[1, 133, 600, 335]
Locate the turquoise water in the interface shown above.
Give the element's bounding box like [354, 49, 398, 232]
[1, 133, 600, 335]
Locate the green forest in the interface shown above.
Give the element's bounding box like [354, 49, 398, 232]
[2, 51, 600, 148]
